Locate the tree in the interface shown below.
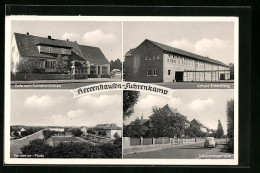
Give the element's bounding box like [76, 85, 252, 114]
[110, 58, 122, 71]
[150, 106, 189, 138]
[216, 120, 224, 138]
[21, 139, 52, 157]
[72, 129, 83, 137]
[227, 99, 234, 139]
[126, 118, 149, 137]
[16, 58, 42, 74]
[55, 54, 70, 73]
[123, 90, 140, 120]
[184, 125, 206, 138]
[87, 129, 96, 135]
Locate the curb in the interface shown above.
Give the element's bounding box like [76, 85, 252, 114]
[123, 141, 204, 156]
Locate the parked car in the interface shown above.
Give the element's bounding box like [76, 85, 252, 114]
[204, 137, 217, 148]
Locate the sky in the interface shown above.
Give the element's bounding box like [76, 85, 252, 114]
[124, 90, 234, 134]
[11, 90, 123, 127]
[123, 21, 235, 65]
[11, 21, 122, 61]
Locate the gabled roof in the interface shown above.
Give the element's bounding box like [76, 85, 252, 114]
[128, 39, 229, 67]
[14, 33, 85, 60]
[94, 123, 121, 130]
[129, 119, 150, 126]
[160, 104, 181, 115]
[79, 45, 109, 65]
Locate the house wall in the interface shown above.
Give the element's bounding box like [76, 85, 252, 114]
[11, 35, 20, 73]
[124, 41, 164, 83]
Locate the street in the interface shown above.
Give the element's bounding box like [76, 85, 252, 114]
[124, 141, 233, 159]
[10, 129, 44, 158]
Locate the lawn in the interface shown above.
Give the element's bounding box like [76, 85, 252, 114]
[51, 136, 83, 146]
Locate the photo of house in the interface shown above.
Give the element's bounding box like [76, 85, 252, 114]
[93, 123, 122, 139]
[123, 90, 234, 158]
[124, 39, 231, 83]
[11, 32, 110, 78]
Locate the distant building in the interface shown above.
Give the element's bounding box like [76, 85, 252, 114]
[11, 32, 110, 77]
[93, 123, 122, 139]
[124, 39, 230, 83]
[49, 128, 64, 132]
[190, 119, 209, 133]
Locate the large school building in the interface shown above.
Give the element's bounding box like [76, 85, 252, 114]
[124, 39, 231, 83]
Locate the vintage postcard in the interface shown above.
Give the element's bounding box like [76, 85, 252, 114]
[5, 16, 238, 165]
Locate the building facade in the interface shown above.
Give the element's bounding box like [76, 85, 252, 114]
[11, 32, 110, 77]
[124, 39, 231, 83]
[93, 123, 122, 139]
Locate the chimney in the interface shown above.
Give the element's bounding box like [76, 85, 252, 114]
[67, 39, 69, 41]
[48, 35, 51, 39]
[26, 32, 29, 35]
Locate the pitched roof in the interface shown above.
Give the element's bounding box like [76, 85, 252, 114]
[79, 45, 109, 64]
[128, 39, 229, 67]
[94, 123, 121, 130]
[160, 104, 182, 115]
[129, 119, 150, 126]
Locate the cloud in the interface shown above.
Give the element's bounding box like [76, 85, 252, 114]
[61, 32, 80, 41]
[52, 114, 63, 119]
[188, 98, 214, 111]
[83, 29, 117, 45]
[24, 95, 56, 109]
[195, 38, 233, 64]
[77, 94, 122, 111]
[136, 95, 182, 111]
[67, 109, 83, 119]
[168, 39, 195, 53]
[168, 38, 233, 64]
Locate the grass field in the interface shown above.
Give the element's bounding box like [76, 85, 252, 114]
[51, 136, 83, 146]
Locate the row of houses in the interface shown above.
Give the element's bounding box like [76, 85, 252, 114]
[125, 104, 213, 137]
[81, 123, 122, 139]
[124, 39, 231, 83]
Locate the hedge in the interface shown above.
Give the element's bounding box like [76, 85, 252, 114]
[11, 73, 88, 81]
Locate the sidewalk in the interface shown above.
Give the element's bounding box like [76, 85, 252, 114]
[123, 141, 204, 155]
[11, 78, 121, 85]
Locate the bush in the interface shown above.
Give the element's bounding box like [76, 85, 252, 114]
[88, 74, 98, 78]
[21, 139, 52, 157]
[101, 74, 110, 78]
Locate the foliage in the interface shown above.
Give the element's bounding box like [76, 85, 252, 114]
[216, 120, 224, 138]
[21, 139, 122, 158]
[150, 106, 189, 138]
[227, 99, 234, 139]
[43, 130, 53, 139]
[87, 129, 96, 135]
[184, 125, 206, 138]
[113, 133, 122, 145]
[20, 139, 52, 157]
[123, 90, 140, 120]
[55, 54, 70, 73]
[98, 130, 107, 137]
[17, 58, 42, 74]
[110, 58, 122, 71]
[72, 128, 83, 137]
[125, 118, 150, 137]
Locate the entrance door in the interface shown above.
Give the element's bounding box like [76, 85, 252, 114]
[175, 72, 184, 82]
[220, 74, 225, 80]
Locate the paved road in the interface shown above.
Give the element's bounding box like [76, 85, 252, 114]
[10, 130, 44, 158]
[124, 142, 233, 159]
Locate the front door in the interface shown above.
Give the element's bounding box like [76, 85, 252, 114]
[175, 72, 184, 82]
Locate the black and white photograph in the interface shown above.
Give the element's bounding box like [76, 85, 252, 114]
[123, 90, 235, 159]
[4, 16, 239, 165]
[9, 90, 122, 159]
[123, 21, 236, 89]
[9, 20, 123, 89]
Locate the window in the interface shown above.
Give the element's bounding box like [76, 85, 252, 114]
[157, 55, 160, 59]
[180, 58, 183, 65]
[147, 69, 152, 76]
[168, 57, 171, 63]
[183, 58, 186, 66]
[173, 56, 176, 64]
[145, 56, 148, 60]
[48, 47, 51, 53]
[168, 70, 171, 75]
[149, 56, 151, 60]
[153, 69, 157, 76]
[153, 55, 156, 60]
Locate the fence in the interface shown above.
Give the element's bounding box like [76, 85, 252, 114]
[11, 73, 88, 81]
[123, 137, 205, 149]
